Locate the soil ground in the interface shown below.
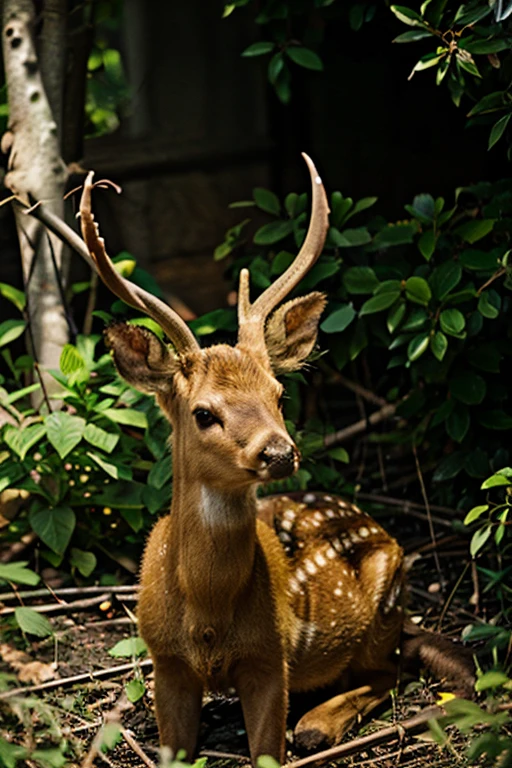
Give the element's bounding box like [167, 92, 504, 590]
[0, 501, 508, 767]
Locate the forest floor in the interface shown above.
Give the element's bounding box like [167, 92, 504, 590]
[0, 499, 507, 768]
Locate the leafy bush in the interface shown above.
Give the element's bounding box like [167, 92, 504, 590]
[0, 281, 172, 581]
[215, 176, 512, 508]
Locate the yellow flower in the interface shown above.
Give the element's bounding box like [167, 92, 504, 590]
[437, 692, 456, 705]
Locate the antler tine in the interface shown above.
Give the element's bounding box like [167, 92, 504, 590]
[237, 154, 329, 348]
[79, 172, 199, 355]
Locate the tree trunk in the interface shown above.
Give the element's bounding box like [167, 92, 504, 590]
[1, 0, 69, 401]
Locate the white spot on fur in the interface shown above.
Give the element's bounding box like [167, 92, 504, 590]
[303, 493, 316, 503]
[326, 547, 336, 560]
[334, 587, 342, 597]
[314, 511, 324, 522]
[370, 526, 379, 534]
[326, 509, 336, 518]
[347, 590, 353, 599]
[330, 620, 336, 627]
[305, 559, 317, 575]
[283, 509, 296, 520]
[312, 520, 320, 528]
[281, 518, 293, 532]
[314, 551, 327, 568]
[324, 495, 333, 502]
[332, 539, 343, 553]
[359, 526, 370, 538]
[289, 577, 301, 593]
[296, 568, 307, 583]
[302, 622, 317, 649]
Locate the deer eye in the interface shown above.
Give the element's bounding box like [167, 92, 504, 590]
[193, 408, 220, 429]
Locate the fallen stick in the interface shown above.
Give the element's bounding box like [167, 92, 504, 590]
[0, 584, 138, 603]
[355, 492, 459, 517]
[0, 593, 112, 616]
[0, 658, 153, 700]
[323, 403, 397, 448]
[121, 728, 157, 768]
[283, 706, 442, 768]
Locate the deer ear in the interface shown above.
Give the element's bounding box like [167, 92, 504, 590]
[104, 323, 178, 394]
[265, 292, 326, 373]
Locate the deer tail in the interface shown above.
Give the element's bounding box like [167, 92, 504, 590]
[401, 619, 476, 699]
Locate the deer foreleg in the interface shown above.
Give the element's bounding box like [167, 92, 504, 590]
[152, 655, 203, 761]
[233, 656, 288, 765]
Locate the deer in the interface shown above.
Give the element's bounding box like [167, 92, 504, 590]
[77, 156, 475, 765]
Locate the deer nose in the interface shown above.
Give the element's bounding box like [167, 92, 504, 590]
[258, 438, 297, 480]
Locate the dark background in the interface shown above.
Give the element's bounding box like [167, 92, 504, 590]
[0, 1, 503, 321]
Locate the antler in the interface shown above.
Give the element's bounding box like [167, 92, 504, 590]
[79, 172, 200, 355]
[237, 153, 329, 351]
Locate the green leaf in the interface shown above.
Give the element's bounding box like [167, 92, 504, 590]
[253, 187, 281, 216]
[479, 410, 512, 430]
[327, 447, 349, 463]
[465, 39, 511, 55]
[390, 5, 424, 26]
[393, 29, 433, 42]
[446, 403, 470, 442]
[60, 344, 86, 375]
[254, 220, 294, 245]
[464, 505, 488, 525]
[475, 671, 510, 691]
[481, 474, 511, 489]
[405, 276, 431, 305]
[343, 196, 378, 222]
[387, 301, 406, 333]
[125, 678, 146, 703]
[330, 192, 353, 227]
[468, 91, 506, 117]
[70, 548, 97, 577]
[459, 250, 499, 271]
[431, 331, 448, 362]
[373, 222, 417, 246]
[102, 408, 148, 429]
[337, 227, 372, 246]
[4, 423, 46, 461]
[0, 319, 26, 348]
[407, 333, 429, 361]
[271, 251, 294, 276]
[257, 757, 281, 768]
[478, 291, 500, 319]
[450, 373, 486, 405]
[457, 54, 481, 78]
[409, 53, 444, 78]
[408, 193, 436, 222]
[0, 738, 27, 768]
[15, 606, 53, 637]
[241, 41, 275, 57]
[0, 282, 25, 312]
[148, 454, 172, 490]
[488, 113, 511, 150]
[84, 423, 119, 454]
[286, 46, 323, 71]
[454, 219, 495, 243]
[2, 382, 40, 405]
[401, 308, 428, 331]
[429, 261, 462, 301]
[360, 291, 401, 315]
[433, 452, 465, 482]
[440, 308, 465, 336]
[470, 525, 491, 557]
[30, 505, 76, 555]
[418, 229, 436, 260]
[45, 411, 85, 459]
[87, 451, 132, 481]
[108, 636, 148, 658]
[343, 266, 379, 294]
[0, 561, 40, 586]
[320, 304, 356, 333]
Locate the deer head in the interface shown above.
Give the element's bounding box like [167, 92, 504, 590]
[80, 156, 329, 490]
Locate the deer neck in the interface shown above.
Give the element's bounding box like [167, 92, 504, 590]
[169, 432, 258, 618]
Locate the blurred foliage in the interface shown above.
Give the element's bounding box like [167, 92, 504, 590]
[226, 0, 512, 156]
[0, 0, 128, 140]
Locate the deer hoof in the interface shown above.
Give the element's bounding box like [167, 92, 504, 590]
[293, 726, 330, 753]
